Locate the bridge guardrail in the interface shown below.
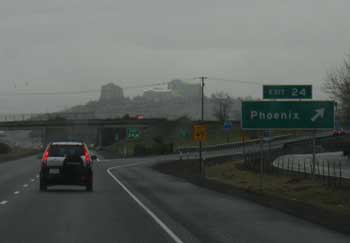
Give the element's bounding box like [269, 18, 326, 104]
[176, 135, 291, 153]
[176, 132, 334, 159]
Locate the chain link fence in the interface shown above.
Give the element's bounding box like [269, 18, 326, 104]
[243, 135, 350, 189]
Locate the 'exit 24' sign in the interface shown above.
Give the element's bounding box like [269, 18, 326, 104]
[263, 85, 312, 99]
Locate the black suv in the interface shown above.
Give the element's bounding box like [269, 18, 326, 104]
[40, 142, 95, 191]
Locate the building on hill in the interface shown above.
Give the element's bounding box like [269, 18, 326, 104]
[99, 83, 124, 102]
[168, 79, 201, 98]
[142, 87, 173, 102]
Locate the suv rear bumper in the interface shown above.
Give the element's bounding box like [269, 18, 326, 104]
[40, 165, 92, 186]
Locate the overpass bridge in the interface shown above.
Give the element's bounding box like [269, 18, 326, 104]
[0, 118, 166, 146]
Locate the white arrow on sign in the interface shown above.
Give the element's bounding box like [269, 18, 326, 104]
[310, 108, 325, 122]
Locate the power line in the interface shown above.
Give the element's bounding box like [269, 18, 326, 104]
[0, 90, 100, 96]
[209, 77, 323, 86]
[0, 78, 324, 97]
[123, 81, 169, 90]
[208, 77, 263, 85]
[0, 82, 170, 96]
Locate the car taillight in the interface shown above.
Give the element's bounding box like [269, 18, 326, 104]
[41, 149, 49, 168]
[84, 146, 91, 166]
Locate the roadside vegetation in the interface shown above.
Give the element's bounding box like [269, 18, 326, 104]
[207, 160, 350, 215]
[0, 143, 40, 163]
[0, 142, 12, 154]
[154, 156, 350, 234]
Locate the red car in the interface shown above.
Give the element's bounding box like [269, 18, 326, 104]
[333, 129, 346, 136]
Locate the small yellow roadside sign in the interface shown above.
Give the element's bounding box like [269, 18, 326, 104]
[240, 131, 249, 142]
[193, 124, 208, 142]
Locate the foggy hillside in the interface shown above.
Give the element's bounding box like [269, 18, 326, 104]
[65, 80, 242, 120]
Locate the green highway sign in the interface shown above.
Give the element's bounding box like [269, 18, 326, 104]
[179, 129, 190, 139]
[241, 101, 335, 129]
[263, 85, 312, 99]
[127, 128, 141, 140]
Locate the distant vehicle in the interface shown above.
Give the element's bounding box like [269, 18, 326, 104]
[39, 142, 96, 192]
[136, 114, 145, 120]
[333, 129, 346, 136]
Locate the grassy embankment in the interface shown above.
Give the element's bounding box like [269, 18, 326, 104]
[154, 158, 350, 234]
[0, 148, 41, 163]
[207, 161, 350, 215]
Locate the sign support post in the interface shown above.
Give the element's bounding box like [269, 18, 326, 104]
[200, 77, 204, 178]
[268, 130, 272, 162]
[259, 131, 264, 192]
[312, 130, 316, 178]
[193, 124, 208, 178]
[199, 141, 203, 176]
[242, 132, 246, 163]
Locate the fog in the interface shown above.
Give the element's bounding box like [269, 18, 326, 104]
[0, 0, 349, 113]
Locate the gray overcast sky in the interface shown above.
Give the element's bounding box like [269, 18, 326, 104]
[1, 0, 350, 113]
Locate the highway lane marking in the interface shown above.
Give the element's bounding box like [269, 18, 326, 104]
[23, 184, 29, 188]
[0, 200, 8, 205]
[107, 164, 184, 243]
[14, 191, 20, 195]
[36, 175, 39, 178]
[30, 179, 35, 182]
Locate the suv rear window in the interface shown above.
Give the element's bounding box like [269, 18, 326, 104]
[49, 145, 84, 157]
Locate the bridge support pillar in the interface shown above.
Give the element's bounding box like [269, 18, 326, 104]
[41, 127, 47, 146]
[98, 127, 103, 147]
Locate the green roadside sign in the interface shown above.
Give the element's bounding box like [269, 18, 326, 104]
[263, 85, 312, 99]
[127, 128, 141, 140]
[241, 101, 335, 129]
[179, 129, 190, 139]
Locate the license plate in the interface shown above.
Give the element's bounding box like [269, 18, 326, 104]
[49, 168, 60, 174]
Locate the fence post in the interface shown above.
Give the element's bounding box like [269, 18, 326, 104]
[287, 158, 290, 175]
[339, 160, 342, 186]
[303, 159, 306, 177]
[327, 161, 330, 187]
[333, 162, 336, 187]
[322, 160, 325, 185]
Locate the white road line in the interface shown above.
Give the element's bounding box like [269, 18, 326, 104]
[23, 184, 29, 188]
[0, 200, 8, 205]
[30, 179, 35, 182]
[14, 191, 20, 195]
[107, 165, 184, 243]
[36, 175, 39, 178]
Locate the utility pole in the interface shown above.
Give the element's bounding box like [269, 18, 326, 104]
[201, 77, 206, 120]
[198, 76, 207, 178]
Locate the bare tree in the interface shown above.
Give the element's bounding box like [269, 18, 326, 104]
[212, 92, 233, 121]
[324, 55, 350, 124]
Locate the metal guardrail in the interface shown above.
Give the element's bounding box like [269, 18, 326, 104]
[176, 135, 291, 153]
[282, 132, 338, 147]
